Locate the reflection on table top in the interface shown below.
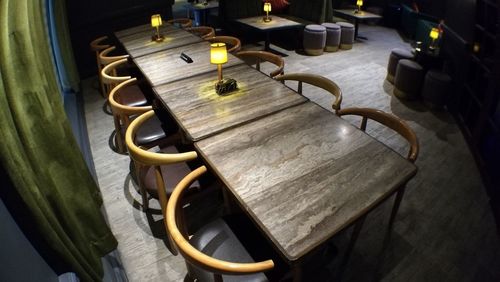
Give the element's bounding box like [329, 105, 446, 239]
[236, 15, 303, 31]
[195, 102, 417, 262]
[115, 27, 203, 58]
[133, 41, 245, 87]
[153, 63, 308, 141]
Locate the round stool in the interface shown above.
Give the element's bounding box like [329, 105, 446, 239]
[337, 22, 355, 50]
[321, 23, 341, 52]
[386, 48, 414, 83]
[303, 24, 326, 55]
[422, 70, 452, 109]
[393, 59, 424, 100]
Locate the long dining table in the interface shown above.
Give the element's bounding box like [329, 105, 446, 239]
[115, 23, 418, 281]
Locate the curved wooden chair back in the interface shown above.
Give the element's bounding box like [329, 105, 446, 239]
[101, 58, 132, 97]
[98, 46, 129, 66]
[109, 78, 151, 153]
[125, 110, 198, 206]
[236, 50, 284, 78]
[186, 26, 215, 39]
[275, 73, 342, 113]
[167, 18, 193, 28]
[205, 36, 242, 53]
[166, 166, 275, 279]
[90, 36, 111, 96]
[336, 107, 419, 162]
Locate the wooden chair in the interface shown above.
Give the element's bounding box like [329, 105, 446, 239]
[167, 18, 193, 28]
[236, 50, 285, 78]
[275, 73, 343, 113]
[101, 58, 148, 107]
[186, 26, 215, 39]
[109, 78, 169, 154]
[125, 110, 197, 211]
[166, 166, 275, 281]
[205, 36, 242, 53]
[336, 107, 419, 230]
[90, 36, 111, 96]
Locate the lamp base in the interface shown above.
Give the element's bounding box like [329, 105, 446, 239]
[263, 16, 272, 22]
[152, 34, 164, 42]
[215, 78, 238, 96]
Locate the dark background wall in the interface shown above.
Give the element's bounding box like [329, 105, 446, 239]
[67, 0, 174, 79]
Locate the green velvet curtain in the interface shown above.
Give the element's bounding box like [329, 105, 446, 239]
[0, 0, 117, 281]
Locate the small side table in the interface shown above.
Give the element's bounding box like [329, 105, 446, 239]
[414, 48, 443, 71]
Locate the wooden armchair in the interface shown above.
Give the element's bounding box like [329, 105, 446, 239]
[109, 78, 169, 154]
[167, 18, 193, 28]
[90, 36, 111, 96]
[101, 58, 148, 107]
[125, 110, 197, 211]
[166, 166, 275, 281]
[336, 107, 419, 229]
[186, 26, 216, 39]
[275, 73, 342, 113]
[236, 51, 285, 78]
[205, 36, 242, 53]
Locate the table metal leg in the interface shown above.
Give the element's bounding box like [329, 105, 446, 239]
[265, 31, 270, 51]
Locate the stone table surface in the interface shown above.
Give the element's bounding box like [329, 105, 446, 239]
[236, 15, 303, 31]
[154, 63, 308, 141]
[133, 41, 245, 87]
[195, 102, 417, 262]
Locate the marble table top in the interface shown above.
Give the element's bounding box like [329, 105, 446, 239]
[236, 15, 303, 31]
[195, 102, 417, 262]
[154, 63, 308, 141]
[334, 9, 383, 20]
[133, 41, 245, 87]
[115, 26, 203, 58]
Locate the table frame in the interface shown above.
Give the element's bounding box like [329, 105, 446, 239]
[334, 9, 382, 40]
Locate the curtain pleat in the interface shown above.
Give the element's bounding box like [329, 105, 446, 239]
[0, 1, 117, 281]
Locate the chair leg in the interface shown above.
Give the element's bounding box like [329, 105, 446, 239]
[388, 186, 406, 232]
[337, 215, 366, 281]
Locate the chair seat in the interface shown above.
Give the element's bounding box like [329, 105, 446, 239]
[119, 84, 148, 107]
[140, 146, 200, 198]
[188, 218, 269, 282]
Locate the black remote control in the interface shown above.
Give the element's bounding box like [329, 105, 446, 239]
[180, 52, 193, 63]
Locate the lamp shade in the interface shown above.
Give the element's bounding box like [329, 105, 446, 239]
[210, 43, 228, 65]
[429, 28, 439, 39]
[151, 14, 162, 28]
[264, 2, 272, 12]
[356, 0, 363, 6]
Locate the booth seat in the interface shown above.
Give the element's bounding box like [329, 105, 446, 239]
[400, 4, 439, 39]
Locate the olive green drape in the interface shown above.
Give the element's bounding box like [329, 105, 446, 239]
[0, 0, 117, 281]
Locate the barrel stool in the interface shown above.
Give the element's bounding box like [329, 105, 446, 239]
[321, 23, 341, 52]
[393, 59, 424, 100]
[303, 24, 327, 55]
[337, 22, 355, 50]
[386, 48, 414, 83]
[422, 69, 452, 109]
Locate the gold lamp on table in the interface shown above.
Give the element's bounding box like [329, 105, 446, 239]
[151, 14, 164, 42]
[263, 2, 272, 22]
[355, 0, 363, 13]
[429, 27, 439, 51]
[210, 43, 237, 95]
